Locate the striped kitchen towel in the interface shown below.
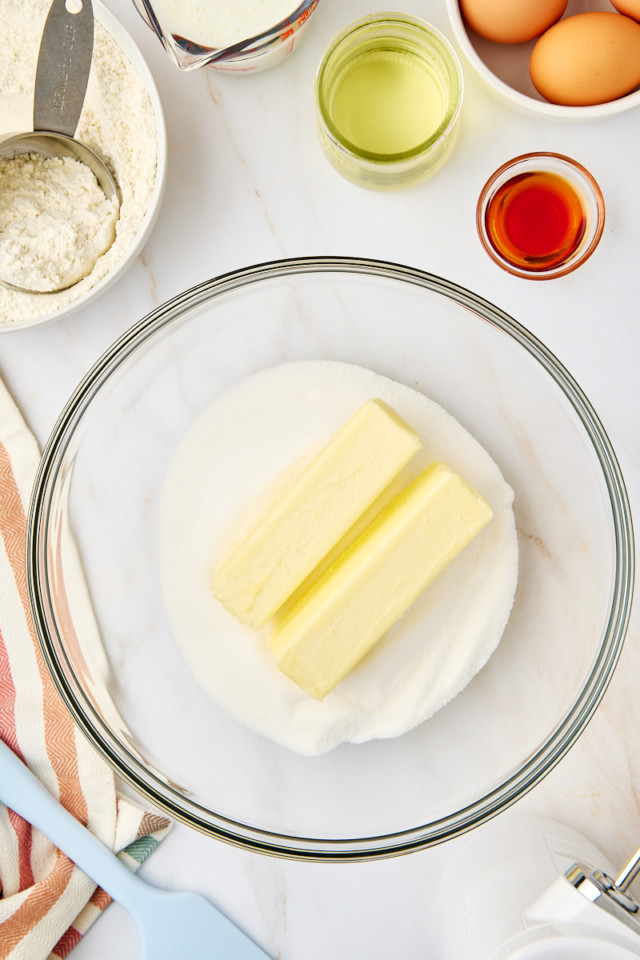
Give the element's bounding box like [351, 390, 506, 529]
[0, 377, 171, 960]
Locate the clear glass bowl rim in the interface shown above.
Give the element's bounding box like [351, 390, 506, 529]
[27, 256, 634, 861]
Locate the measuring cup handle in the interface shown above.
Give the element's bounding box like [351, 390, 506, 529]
[34, 0, 94, 138]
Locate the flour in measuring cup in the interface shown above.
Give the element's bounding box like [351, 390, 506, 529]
[0, 0, 158, 325]
[0, 153, 118, 293]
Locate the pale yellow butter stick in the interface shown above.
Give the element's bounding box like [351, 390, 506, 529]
[211, 399, 421, 628]
[270, 462, 493, 700]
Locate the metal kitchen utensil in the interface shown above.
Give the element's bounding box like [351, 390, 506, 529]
[564, 845, 640, 939]
[0, 739, 271, 960]
[0, 0, 119, 294]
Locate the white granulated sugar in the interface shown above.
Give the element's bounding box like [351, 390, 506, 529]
[154, 0, 298, 48]
[0, 153, 118, 292]
[160, 361, 519, 756]
[0, 0, 158, 324]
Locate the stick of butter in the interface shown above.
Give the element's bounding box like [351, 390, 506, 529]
[211, 399, 421, 628]
[269, 462, 493, 700]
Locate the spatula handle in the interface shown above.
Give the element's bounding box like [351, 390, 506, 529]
[0, 738, 151, 908]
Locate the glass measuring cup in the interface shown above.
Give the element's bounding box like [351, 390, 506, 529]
[131, 0, 319, 73]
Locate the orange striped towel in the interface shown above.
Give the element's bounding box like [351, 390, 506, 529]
[0, 379, 171, 959]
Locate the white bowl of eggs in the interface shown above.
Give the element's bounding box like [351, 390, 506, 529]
[445, 0, 640, 119]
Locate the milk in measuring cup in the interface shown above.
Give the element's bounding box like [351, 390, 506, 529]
[152, 0, 301, 47]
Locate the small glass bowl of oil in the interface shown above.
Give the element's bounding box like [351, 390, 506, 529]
[477, 153, 605, 280]
[315, 14, 463, 190]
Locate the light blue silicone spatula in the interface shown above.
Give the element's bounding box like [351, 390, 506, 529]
[0, 738, 271, 959]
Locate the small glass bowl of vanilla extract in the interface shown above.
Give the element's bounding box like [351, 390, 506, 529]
[477, 153, 605, 280]
[315, 14, 463, 190]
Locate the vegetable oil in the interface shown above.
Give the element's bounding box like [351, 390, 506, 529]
[316, 15, 463, 189]
[330, 45, 446, 157]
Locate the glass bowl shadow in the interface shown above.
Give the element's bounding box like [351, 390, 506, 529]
[28, 257, 633, 861]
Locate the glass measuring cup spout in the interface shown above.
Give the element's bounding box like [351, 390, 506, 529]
[131, 0, 320, 73]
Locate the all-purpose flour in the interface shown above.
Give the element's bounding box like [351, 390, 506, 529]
[0, 153, 118, 292]
[0, 0, 158, 324]
[160, 361, 519, 756]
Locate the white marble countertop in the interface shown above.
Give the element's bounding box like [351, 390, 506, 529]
[2, 0, 640, 956]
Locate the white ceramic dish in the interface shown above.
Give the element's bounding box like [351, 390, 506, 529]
[445, 0, 640, 120]
[0, 0, 167, 333]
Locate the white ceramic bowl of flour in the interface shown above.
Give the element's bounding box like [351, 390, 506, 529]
[27, 259, 633, 858]
[0, 0, 166, 332]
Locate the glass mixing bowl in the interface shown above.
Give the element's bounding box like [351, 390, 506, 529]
[28, 258, 634, 861]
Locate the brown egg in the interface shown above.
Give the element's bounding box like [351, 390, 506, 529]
[459, 0, 567, 44]
[611, 0, 640, 22]
[530, 12, 640, 105]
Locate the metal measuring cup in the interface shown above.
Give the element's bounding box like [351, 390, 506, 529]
[0, 0, 120, 294]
